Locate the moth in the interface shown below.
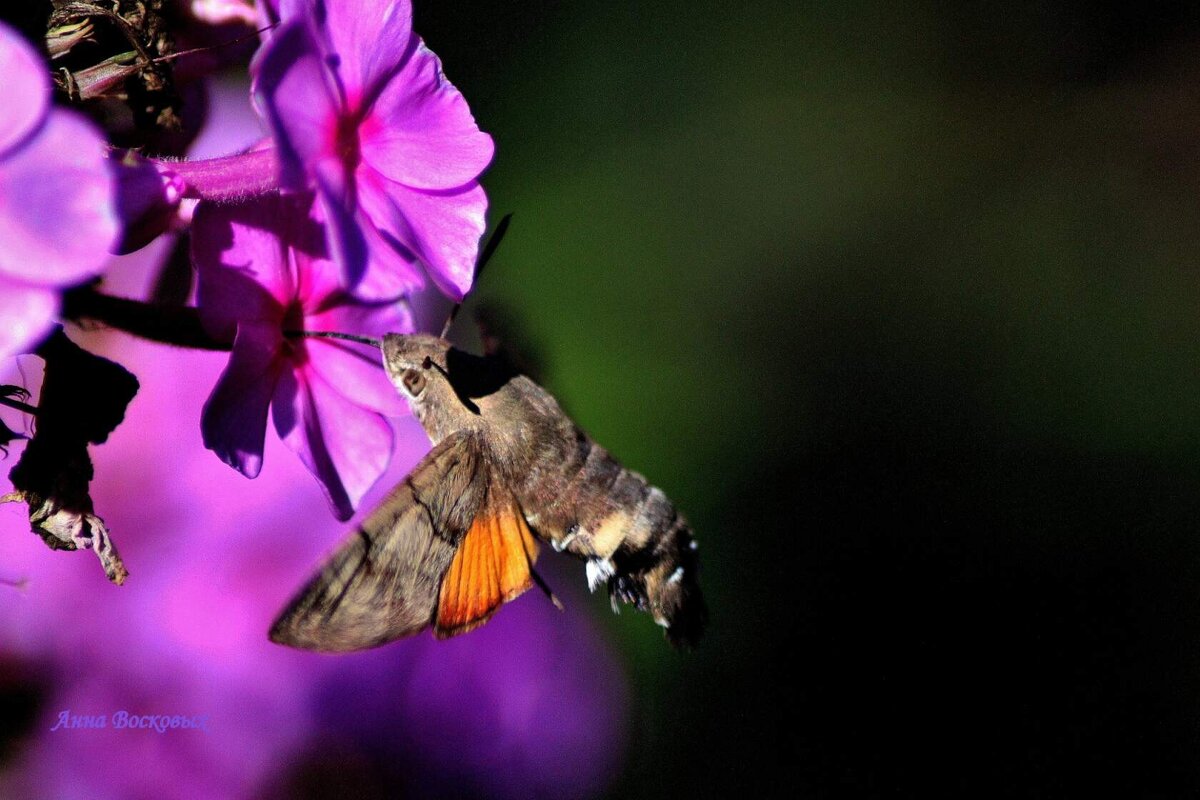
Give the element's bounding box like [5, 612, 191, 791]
[269, 330, 708, 651]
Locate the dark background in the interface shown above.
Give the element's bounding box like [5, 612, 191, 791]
[420, 2, 1200, 797]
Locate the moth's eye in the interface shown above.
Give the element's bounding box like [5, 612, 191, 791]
[402, 368, 427, 396]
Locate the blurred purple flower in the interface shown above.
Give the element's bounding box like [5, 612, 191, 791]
[252, 0, 494, 300]
[0, 22, 117, 360]
[188, 0, 260, 26]
[192, 192, 411, 519]
[305, 589, 629, 799]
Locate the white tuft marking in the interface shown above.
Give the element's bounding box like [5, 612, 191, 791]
[554, 529, 579, 552]
[585, 558, 614, 592]
[667, 567, 684, 585]
[654, 615, 670, 628]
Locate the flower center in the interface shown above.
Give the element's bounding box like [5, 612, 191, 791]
[281, 303, 308, 363]
[335, 113, 361, 167]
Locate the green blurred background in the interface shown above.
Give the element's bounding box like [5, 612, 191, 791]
[424, 2, 1200, 796]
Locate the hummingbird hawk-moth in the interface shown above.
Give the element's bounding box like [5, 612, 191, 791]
[268, 330, 708, 651]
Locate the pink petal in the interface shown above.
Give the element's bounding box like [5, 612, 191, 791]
[201, 321, 285, 479]
[361, 37, 494, 190]
[305, 286, 414, 338]
[282, 192, 353, 309]
[303, 338, 407, 417]
[251, 18, 340, 191]
[303, 298, 413, 416]
[313, 160, 369, 289]
[0, 23, 50, 157]
[354, 216, 427, 300]
[291, 253, 344, 313]
[271, 363, 393, 520]
[0, 112, 116, 285]
[321, 0, 414, 102]
[275, 0, 301, 21]
[357, 168, 488, 301]
[0, 279, 56, 361]
[192, 197, 296, 340]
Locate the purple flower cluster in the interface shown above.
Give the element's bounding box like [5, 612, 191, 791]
[0, 0, 493, 516]
[187, 0, 491, 509]
[252, 0, 494, 300]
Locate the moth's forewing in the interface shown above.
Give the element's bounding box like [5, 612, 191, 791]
[270, 431, 488, 652]
[434, 483, 540, 638]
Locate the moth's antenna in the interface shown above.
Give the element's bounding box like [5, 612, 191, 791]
[140, 25, 280, 65]
[287, 331, 382, 348]
[440, 213, 513, 340]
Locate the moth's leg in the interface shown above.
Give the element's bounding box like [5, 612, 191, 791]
[529, 566, 564, 611]
[514, 514, 565, 610]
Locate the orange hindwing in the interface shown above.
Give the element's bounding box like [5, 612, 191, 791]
[435, 493, 539, 637]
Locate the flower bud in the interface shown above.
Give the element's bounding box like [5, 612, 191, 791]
[45, 19, 94, 60]
[112, 153, 186, 254]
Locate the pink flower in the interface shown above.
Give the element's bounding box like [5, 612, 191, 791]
[252, 0, 494, 300]
[0, 22, 118, 360]
[192, 192, 410, 519]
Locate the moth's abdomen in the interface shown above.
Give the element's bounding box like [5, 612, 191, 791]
[600, 490, 706, 649]
[522, 438, 708, 648]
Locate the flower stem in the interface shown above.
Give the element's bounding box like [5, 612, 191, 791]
[151, 148, 279, 202]
[0, 395, 37, 416]
[61, 287, 230, 351]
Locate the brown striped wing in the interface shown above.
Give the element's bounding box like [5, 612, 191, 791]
[269, 431, 487, 652]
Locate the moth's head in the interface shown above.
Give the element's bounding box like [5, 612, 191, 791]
[382, 332, 514, 434]
[382, 333, 487, 439]
[382, 333, 453, 402]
